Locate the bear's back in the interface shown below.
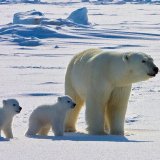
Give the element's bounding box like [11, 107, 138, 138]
[73, 48, 102, 64]
[31, 105, 53, 120]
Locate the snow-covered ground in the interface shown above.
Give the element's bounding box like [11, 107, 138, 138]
[0, 2, 160, 160]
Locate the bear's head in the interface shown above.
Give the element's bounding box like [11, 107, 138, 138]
[3, 99, 22, 115]
[123, 52, 159, 83]
[58, 95, 76, 109]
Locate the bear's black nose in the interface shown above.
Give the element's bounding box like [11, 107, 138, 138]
[19, 107, 22, 111]
[153, 67, 159, 74]
[71, 103, 76, 109]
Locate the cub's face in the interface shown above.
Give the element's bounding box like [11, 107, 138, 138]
[3, 99, 22, 114]
[124, 52, 159, 82]
[58, 96, 76, 109]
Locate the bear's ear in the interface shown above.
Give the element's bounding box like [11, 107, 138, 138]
[123, 53, 130, 62]
[3, 100, 7, 106]
[58, 97, 62, 102]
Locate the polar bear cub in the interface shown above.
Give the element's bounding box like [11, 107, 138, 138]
[0, 99, 22, 138]
[26, 95, 76, 137]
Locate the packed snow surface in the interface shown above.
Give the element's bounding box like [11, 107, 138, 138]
[0, 2, 160, 160]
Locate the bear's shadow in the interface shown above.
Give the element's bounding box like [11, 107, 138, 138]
[27, 132, 150, 143]
[0, 137, 10, 142]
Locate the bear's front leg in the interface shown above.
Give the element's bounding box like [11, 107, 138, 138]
[3, 125, 13, 138]
[85, 94, 108, 135]
[52, 120, 64, 136]
[106, 86, 131, 135]
[107, 108, 126, 135]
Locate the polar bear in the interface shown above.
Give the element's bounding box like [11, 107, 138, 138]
[64, 48, 159, 135]
[26, 96, 76, 137]
[0, 99, 22, 138]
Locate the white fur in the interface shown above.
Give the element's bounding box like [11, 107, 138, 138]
[26, 95, 76, 136]
[64, 48, 158, 135]
[0, 99, 22, 138]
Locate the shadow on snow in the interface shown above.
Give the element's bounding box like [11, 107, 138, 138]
[26, 132, 151, 143]
[0, 137, 10, 142]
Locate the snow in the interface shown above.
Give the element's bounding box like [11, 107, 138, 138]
[67, 7, 90, 25]
[0, 2, 160, 160]
[12, 7, 90, 27]
[0, 8, 90, 46]
[13, 10, 45, 25]
[1, 0, 160, 4]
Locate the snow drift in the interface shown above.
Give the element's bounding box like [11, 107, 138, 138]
[13, 8, 90, 27]
[0, 8, 90, 46]
[0, 24, 80, 39]
[13, 10, 46, 25]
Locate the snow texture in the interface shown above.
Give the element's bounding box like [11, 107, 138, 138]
[1, 0, 160, 4]
[0, 8, 90, 46]
[0, 2, 160, 160]
[13, 10, 45, 25]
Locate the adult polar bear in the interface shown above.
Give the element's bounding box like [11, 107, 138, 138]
[64, 48, 159, 135]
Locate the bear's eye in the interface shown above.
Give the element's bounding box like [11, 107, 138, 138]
[142, 60, 146, 63]
[13, 104, 16, 106]
[67, 101, 70, 103]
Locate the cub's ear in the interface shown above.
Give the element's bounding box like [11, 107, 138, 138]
[122, 53, 130, 62]
[58, 97, 62, 102]
[3, 100, 7, 106]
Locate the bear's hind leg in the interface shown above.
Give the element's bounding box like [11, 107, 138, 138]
[38, 125, 51, 136]
[106, 86, 131, 135]
[26, 121, 41, 136]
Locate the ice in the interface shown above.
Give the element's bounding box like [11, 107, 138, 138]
[0, 7, 91, 46]
[12, 8, 90, 27]
[67, 7, 90, 25]
[13, 10, 45, 25]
